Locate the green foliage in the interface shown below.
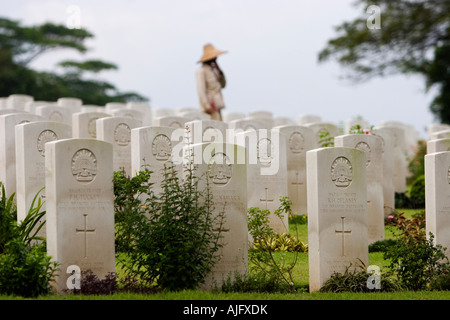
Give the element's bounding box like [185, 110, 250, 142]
[318, 0, 450, 123]
[407, 140, 426, 184]
[114, 162, 226, 291]
[368, 239, 399, 253]
[0, 16, 148, 105]
[318, 129, 334, 147]
[383, 211, 450, 290]
[248, 196, 303, 292]
[320, 262, 401, 293]
[0, 184, 17, 254]
[409, 175, 425, 208]
[0, 239, 58, 298]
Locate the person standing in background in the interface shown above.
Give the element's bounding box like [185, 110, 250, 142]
[196, 43, 227, 121]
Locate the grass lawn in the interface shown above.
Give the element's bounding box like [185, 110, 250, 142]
[2, 208, 448, 302]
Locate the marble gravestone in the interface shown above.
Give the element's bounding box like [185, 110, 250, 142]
[96, 116, 142, 176]
[35, 105, 72, 125]
[185, 119, 228, 146]
[307, 147, 368, 292]
[236, 129, 289, 234]
[372, 126, 396, 214]
[427, 138, 450, 154]
[272, 125, 314, 216]
[381, 126, 407, 193]
[0, 113, 44, 198]
[298, 114, 321, 125]
[304, 122, 339, 148]
[131, 126, 182, 196]
[184, 142, 248, 290]
[127, 102, 152, 127]
[153, 116, 188, 129]
[57, 97, 82, 115]
[6, 94, 34, 110]
[72, 112, 111, 139]
[15, 121, 72, 237]
[334, 134, 384, 244]
[425, 151, 450, 257]
[227, 118, 266, 133]
[45, 138, 115, 293]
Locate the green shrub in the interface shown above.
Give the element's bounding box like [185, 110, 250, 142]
[409, 175, 425, 208]
[320, 262, 401, 293]
[114, 162, 226, 291]
[368, 239, 398, 253]
[0, 239, 58, 297]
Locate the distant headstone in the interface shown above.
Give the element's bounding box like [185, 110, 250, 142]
[272, 125, 314, 215]
[429, 129, 450, 141]
[153, 116, 188, 129]
[185, 120, 228, 145]
[0, 113, 43, 197]
[427, 138, 450, 154]
[298, 114, 321, 125]
[35, 105, 72, 124]
[372, 126, 396, 214]
[227, 118, 266, 133]
[344, 118, 370, 134]
[6, 94, 33, 110]
[335, 134, 384, 244]
[222, 112, 246, 123]
[15, 121, 72, 238]
[57, 97, 82, 114]
[105, 102, 126, 113]
[96, 116, 142, 176]
[72, 111, 111, 139]
[428, 124, 450, 140]
[127, 102, 152, 127]
[45, 138, 115, 293]
[307, 147, 368, 292]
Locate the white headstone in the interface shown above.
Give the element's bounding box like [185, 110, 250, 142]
[222, 112, 246, 123]
[96, 116, 142, 176]
[304, 122, 339, 148]
[372, 127, 396, 214]
[427, 138, 450, 154]
[15, 121, 72, 237]
[6, 94, 33, 110]
[298, 114, 321, 125]
[153, 108, 175, 120]
[111, 108, 144, 122]
[105, 102, 126, 113]
[185, 120, 228, 145]
[428, 124, 450, 140]
[45, 138, 115, 293]
[0, 113, 43, 197]
[81, 105, 106, 113]
[274, 117, 296, 127]
[57, 97, 82, 114]
[247, 110, 274, 129]
[236, 129, 289, 234]
[127, 102, 152, 127]
[72, 111, 111, 139]
[227, 118, 266, 132]
[153, 116, 188, 129]
[184, 142, 248, 290]
[35, 105, 72, 125]
[425, 151, 450, 257]
[429, 129, 450, 141]
[344, 118, 370, 134]
[272, 125, 314, 216]
[334, 134, 384, 244]
[307, 147, 368, 292]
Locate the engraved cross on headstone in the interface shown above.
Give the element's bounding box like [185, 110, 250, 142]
[291, 171, 303, 201]
[335, 216, 351, 257]
[260, 187, 274, 210]
[76, 214, 96, 258]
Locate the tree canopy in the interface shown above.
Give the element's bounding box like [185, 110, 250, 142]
[0, 17, 148, 105]
[318, 0, 450, 123]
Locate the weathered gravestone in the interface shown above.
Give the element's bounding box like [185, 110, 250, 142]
[427, 138, 450, 154]
[57, 97, 82, 115]
[227, 118, 266, 132]
[35, 105, 72, 125]
[429, 129, 450, 141]
[236, 129, 289, 234]
[334, 134, 384, 244]
[184, 142, 248, 290]
[45, 138, 115, 293]
[127, 102, 152, 127]
[307, 147, 368, 292]
[6, 94, 33, 110]
[425, 151, 450, 257]
[298, 114, 321, 125]
[72, 111, 111, 139]
[153, 115, 188, 129]
[272, 125, 314, 215]
[222, 112, 246, 123]
[428, 124, 450, 140]
[372, 126, 396, 215]
[15, 121, 72, 238]
[96, 116, 142, 176]
[304, 122, 339, 148]
[131, 126, 183, 196]
[0, 113, 43, 197]
[185, 119, 228, 145]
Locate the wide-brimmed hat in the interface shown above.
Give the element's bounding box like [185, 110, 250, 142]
[198, 43, 227, 63]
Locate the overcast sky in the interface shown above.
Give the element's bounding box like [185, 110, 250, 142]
[2, 0, 437, 138]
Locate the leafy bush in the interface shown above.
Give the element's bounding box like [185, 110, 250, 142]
[320, 262, 401, 293]
[407, 140, 426, 185]
[368, 239, 399, 253]
[253, 233, 308, 253]
[248, 196, 301, 292]
[409, 175, 425, 208]
[66, 270, 118, 295]
[0, 239, 58, 297]
[114, 162, 226, 291]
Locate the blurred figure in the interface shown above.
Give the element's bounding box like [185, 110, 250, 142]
[196, 43, 227, 121]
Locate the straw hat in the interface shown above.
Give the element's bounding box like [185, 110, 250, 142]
[198, 43, 227, 63]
